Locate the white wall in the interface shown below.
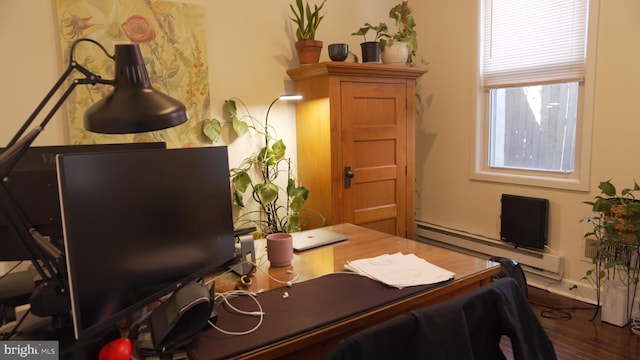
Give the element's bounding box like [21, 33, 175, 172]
[5, 0, 635, 300]
[413, 0, 640, 298]
[0, 0, 393, 161]
[0, 0, 396, 272]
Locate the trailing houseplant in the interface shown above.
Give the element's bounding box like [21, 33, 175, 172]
[290, 0, 327, 64]
[379, 1, 423, 66]
[581, 180, 640, 325]
[202, 98, 326, 237]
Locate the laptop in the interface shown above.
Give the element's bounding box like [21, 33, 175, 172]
[292, 228, 349, 252]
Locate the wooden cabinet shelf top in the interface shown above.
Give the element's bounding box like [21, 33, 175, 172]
[287, 61, 428, 80]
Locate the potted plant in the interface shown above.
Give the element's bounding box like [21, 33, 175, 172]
[351, 22, 389, 63]
[202, 98, 326, 237]
[581, 180, 640, 326]
[380, 1, 418, 66]
[290, 0, 326, 64]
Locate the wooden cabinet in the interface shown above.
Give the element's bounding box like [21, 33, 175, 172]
[287, 62, 427, 239]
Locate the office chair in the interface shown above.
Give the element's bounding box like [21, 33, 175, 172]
[324, 277, 556, 360]
[490, 256, 528, 299]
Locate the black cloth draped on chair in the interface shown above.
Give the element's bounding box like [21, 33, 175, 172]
[324, 277, 556, 360]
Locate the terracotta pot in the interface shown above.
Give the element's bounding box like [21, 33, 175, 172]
[295, 39, 323, 65]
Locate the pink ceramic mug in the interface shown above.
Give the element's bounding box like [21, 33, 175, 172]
[266, 233, 293, 267]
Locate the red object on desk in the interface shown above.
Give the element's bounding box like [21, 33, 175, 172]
[98, 338, 132, 360]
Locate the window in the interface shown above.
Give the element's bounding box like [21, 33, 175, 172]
[489, 83, 578, 172]
[474, 0, 596, 190]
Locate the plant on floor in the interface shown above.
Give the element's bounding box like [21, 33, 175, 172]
[581, 179, 640, 323]
[202, 98, 326, 236]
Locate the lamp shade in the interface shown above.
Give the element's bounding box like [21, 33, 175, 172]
[84, 44, 188, 134]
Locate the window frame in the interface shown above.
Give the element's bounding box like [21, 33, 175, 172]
[471, 0, 599, 192]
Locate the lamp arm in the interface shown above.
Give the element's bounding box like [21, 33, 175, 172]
[0, 82, 94, 301]
[263, 94, 302, 149]
[8, 62, 112, 149]
[0, 38, 116, 301]
[7, 65, 74, 147]
[8, 38, 114, 148]
[264, 97, 280, 148]
[0, 184, 66, 291]
[264, 97, 282, 180]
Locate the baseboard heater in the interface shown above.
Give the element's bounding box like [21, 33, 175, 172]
[415, 221, 564, 281]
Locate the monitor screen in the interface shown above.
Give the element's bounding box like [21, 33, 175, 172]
[0, 142, 166, 261]
[56, 146, 235, 340]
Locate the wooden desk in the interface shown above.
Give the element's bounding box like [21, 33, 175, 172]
[201, 224, 500, 359]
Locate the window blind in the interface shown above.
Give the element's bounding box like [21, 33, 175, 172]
[482, 0, 588, 88]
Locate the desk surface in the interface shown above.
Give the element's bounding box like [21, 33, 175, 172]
[194, 224, 500, 359]
[215, 223, 498, 293]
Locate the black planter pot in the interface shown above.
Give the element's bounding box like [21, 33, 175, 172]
[360, 41, 380, 63]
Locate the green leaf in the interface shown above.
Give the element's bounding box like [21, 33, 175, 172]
[255, 183, 279, 205]
[286, 179, 295, 197]
[592, 200, 610, 212]
[599, 180, 616, 197]
[223, 99, 238, 119]
[202, 118, 222, 143]
[257, 147, 276, 166]
[351, 26, 370, 37]
[286, 214, 305, 233]
[290, 194, 305, 212]
[232, 171, 252, 194]
[271, 139, 286, 159]
[233, 189, 245, 208]
[232, 117, 249, 137]
[289, 184, 309, 200]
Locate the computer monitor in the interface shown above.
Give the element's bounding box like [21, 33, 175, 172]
[56, 146, 236, 340]
[0, 142, 166, 261]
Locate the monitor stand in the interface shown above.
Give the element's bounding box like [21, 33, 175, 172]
[1, 312, 120, 359]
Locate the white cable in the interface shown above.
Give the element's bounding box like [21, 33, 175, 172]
[217, 290, 265, 316]
[204, 268, 364, 337]
[202, 259, 307, 336]
[247, 261, 300, 286]
[209, 290, 264, 336]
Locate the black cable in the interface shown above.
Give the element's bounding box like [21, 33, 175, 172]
[529, 300, 597, 320]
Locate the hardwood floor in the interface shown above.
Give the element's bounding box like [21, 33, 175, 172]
[501, 286, 640, 359]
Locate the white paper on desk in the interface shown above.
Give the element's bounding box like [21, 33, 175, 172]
[345, 252, 455, 289]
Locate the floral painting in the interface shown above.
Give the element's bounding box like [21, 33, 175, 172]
[56, 0, 209, 148]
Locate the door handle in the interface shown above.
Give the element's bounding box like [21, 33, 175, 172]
[345, 166, 355, 189]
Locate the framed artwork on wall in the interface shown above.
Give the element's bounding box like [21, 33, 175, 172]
[56, 0, 210, 148]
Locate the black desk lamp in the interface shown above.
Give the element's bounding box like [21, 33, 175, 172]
[0, 38, 187, 319]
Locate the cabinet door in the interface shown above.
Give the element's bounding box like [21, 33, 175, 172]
[340, 81, 408, 236]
